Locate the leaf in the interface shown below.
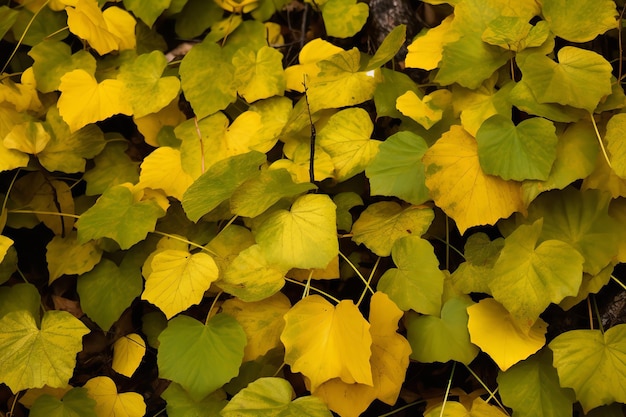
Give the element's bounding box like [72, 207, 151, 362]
[0, 283, 41, 323]
[351, 201, 434, 256]
[364, 24, 406, 71]
[77, 258, 143, 331]
[230, 169, 316, 218]
[0, 236, 16, 285]
[58, 69, 133, 132]
[281, 295, 373, 391]
[0, 310, 89, 393]
[182, 151, 266, 222]
[179, 40, 236, 119]
[112, 333, 146, 377]
[77, 184, 165, 249]
[221, 293, 291, 361]
[28, 40, 96, 93]
[313, 292, 411, 416]
[221, 377, 332, 417]
[46, 233, 102, 284]
[317, 108, 380, 181]
[66, 0, 136, 55]
[3, 121, 50, 155]
[333, 192, 363, 231]
[233, 46, 286, 103]
[220, 244, 289, 302]
[40, 107, 106, 174]
[467, 298, 547, 371]
[83, 141, 140, 196]
[162, 383, 227, 417]
[321, 0, 369, 38]
[377, 236, 444, 315]
[518, 47, 613, 112]
[123, 0, 171, 27]
[541, 0, 617, 43]
[284, 38, 343, 92]
[497, 349, 575, 417]
[255, 194, 338, 269]
[84, 376, 146, 417]
[450, 233, 504, 295]
[307, 48, 380, 112]
[0, 6, 19, 41]
[482, 17, 548, 52]
[139, 147, 194, 201]
[549, 324, 626, 412]
[174, 0, 223, 39]
[476, 115, 558, 181]
[489, 219, 584, 330]
[158, 314, 246, 400]
[406, 297, 479, 365]
[30, 388, 97, 417]
[452, 79, 514, 137]
[118, 51, 180, 118]
[605, 113, 626, 179]
[422, 125, 525, 234]
[396, 90, 447, 130]
[524, 187, 619, 275]
[142, 248, 219, 319]
[405, 15, 457, 71]
[425, 397, 508, 417]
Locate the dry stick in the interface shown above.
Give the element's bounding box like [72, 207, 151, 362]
[303, 75, 316, 184]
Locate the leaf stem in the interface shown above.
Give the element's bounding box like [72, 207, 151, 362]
[429, 236, 465, 260]
[152, 230, 219, 257]
[377, 400, 425, 416]
[611, 274, 626, 291]
[589, 111, 612, 169]
[7, 209, 80, 219]
[438, 362, 455, 417]
[206, 291, 223, 324]
[212, 214, 238, 242]
[357, 256, 380, 307]
[302, 269, 314, 299]
[586, 296, 594, 330]
[284, 277, 340, 303]
[339, 251, 375, 297]
[464, 364, 510, 415]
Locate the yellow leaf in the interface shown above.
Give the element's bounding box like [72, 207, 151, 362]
[3, 121, 50, 154]
[422, 125, 525, 234]
[66, 0, 121, 55]
[102, 6, 136, 51]
[139, 147, 194, 200]
[396, 90, 449, 130]
[134, 99, 186, 147]
[281, 295, 373, 391]
[313, 292, 411, 416]
[112, 333, 146, 377]
[284, 39, 343, 92]
[0, 73, 43, 113]
[221, 293, 291, 362]
[406, 15, 458, 70]
[141, 249, 219, 319]
[84, 376, 146, 417]
[425, 397, 508, 417]
[224, 111, 263, 155]
[58, 69, 133, 132]
[467, 298, 547, 371]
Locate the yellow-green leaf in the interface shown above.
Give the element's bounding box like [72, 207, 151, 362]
[281, 295, 373, 391]
[396, 90, 447, 130]
[233, 46, 286, 103]
[46, 233, 102, 284]
[142, 248, 219, 319]
[321, 0, 368, 38]
[541, 0, 617, 43]
[112, 333, 146, 377]
[3, 121, 50, 155]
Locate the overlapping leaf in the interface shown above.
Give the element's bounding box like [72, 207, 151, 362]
[30, 388, 97, 417]
[139, 147, 194, 201]
[46, 233, 102, 283]
[162, 383, 228, 417]
[541, 0, 617, 43]
[112, 333, 146, 378]
[84, 376, 146, 417]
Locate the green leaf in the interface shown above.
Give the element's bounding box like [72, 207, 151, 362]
[307, 48, 380, 112]
[318, 107, 380, 181]
[118, 51, 181, 118]
[377, 236, 444, 315]
[374, 68, 420, 119]
[321, 0, 369, 38]
[333, 192, 363, 231]
[30, 388, 97, 417]
[233, 46, 286, 103]
[366, 131, 429, 205]
[220, 244, 289, 301]
[174, 0, 223, 39]
[123, 0, 171, 27]
[255, 194, 338, 269]
[549, 324, 626, 412]
[351, 201, 434, 257]
[12, 7, 68, 47]
[224, 377, 332, 417]
[28, 41, 96, 94]
[541, 0, 617, 43]
[179, 40, 236, 118]
[0, 6, 19, 41]
[363, 25, 406, 71]
[524, 187, 619, 275]
[406, 297, 479, 365]
[77, 258, 143, 331]
[605, 113, 626, 179]
[158, 314, 246, 400]
[508, 80, 587, 123]
[162, 383, 227, 417]
[77, 184, 166, 249]
[518, 47, 613, 112]
[489, 219, 584, 330]
[0, 283, 41, 323]
[142, 248, 219, 319]
[497, 349, 575, 417]
[476, 115, 558, 181]
[83, 141, 140, 196]
[46, 233, 103, 284]
[0, 310, 89, 393]
[182, 151, 266, 222]
[230, 169, 315, 218]
[40, 107, 106, 174]
[450, 233, 503, 295]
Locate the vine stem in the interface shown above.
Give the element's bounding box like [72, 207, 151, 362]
[7, 209, 80, 219]
[611, 274, 626, 291]
[377, 400, 425, 416]
[206, 291, 223, 324]
[589, 111, 612, 169]
[438, 362, 455, 417]
[464, 364, 510, 415]
[152, 230, 218, 257]
[284, 277, 340, 303]
[357, 256, 380, 307]
[338, 251, 375, 297]
[302, 269, 314, 299]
